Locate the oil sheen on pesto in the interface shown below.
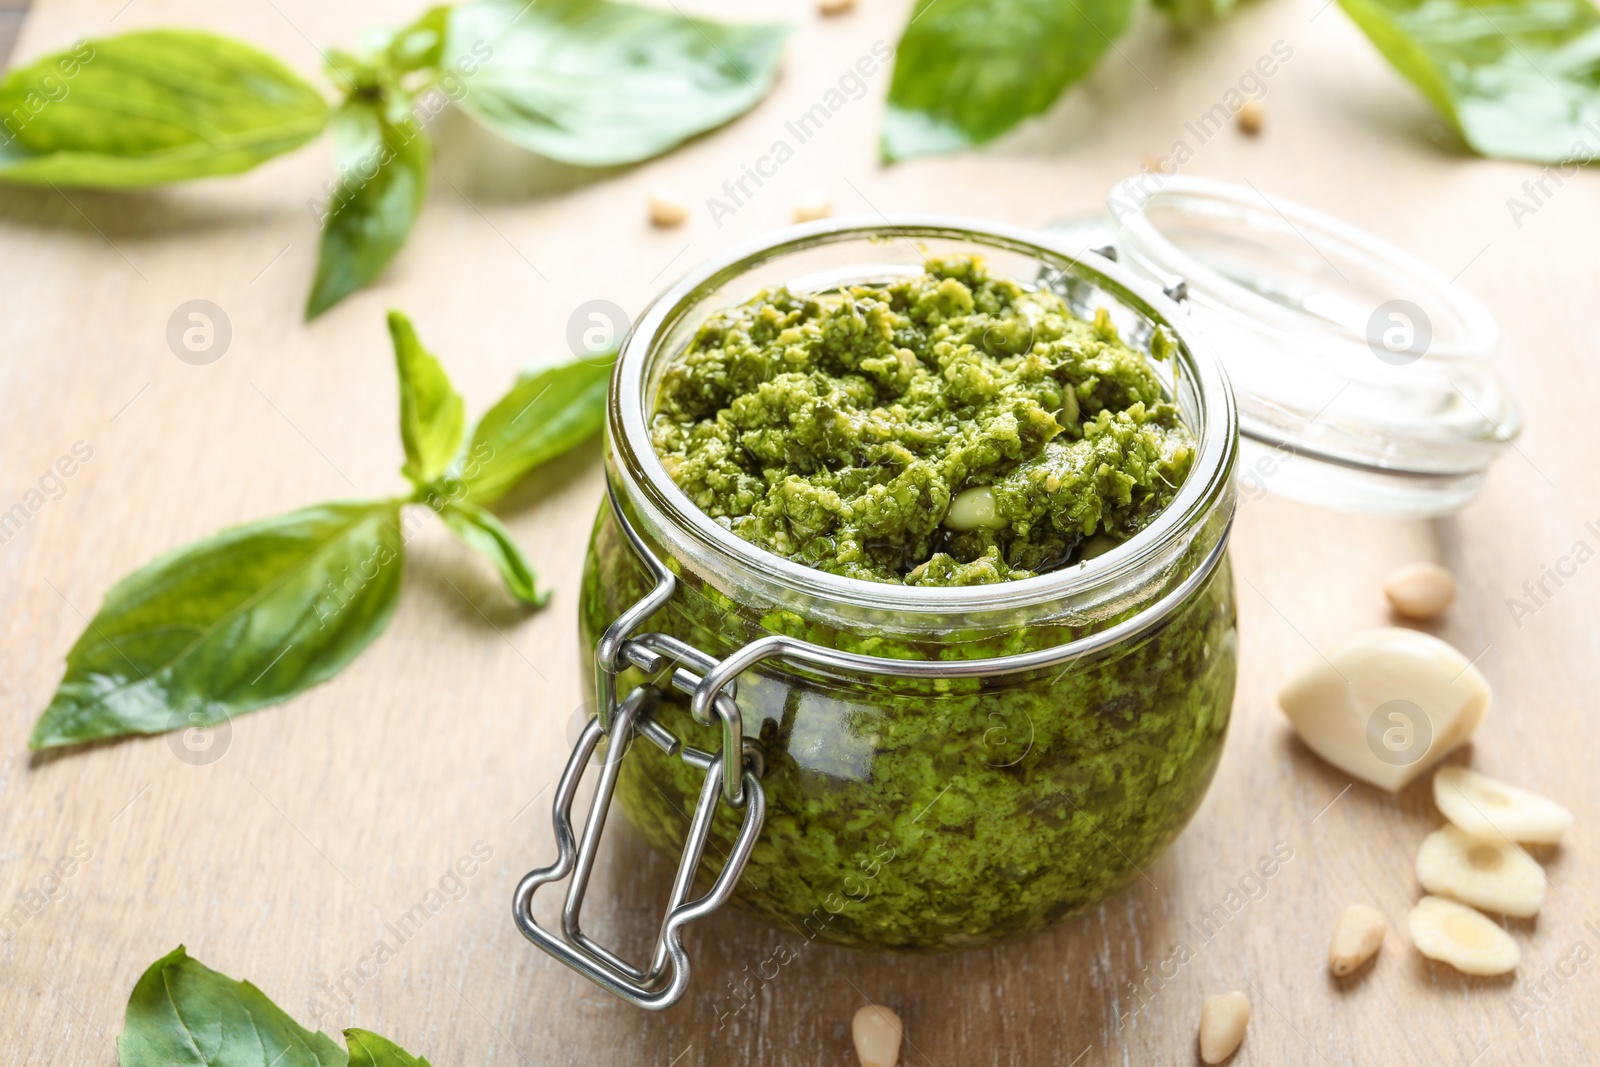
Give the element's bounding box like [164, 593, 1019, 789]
[650, 255, 1194, 585]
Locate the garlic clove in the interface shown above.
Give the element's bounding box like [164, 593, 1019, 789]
[1434, 766, 1573, 845]
[1277, 628, 1490, 792]
[1408, 895, 1519, 975]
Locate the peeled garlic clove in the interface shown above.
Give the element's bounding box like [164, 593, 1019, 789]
[1199, 991, 1251, 1064]
[1408, 895, 1519, 975]
[1277, 628, 1490, 792]
[1416, 825, 1546, 918]
[1434, 766, 1573, 845]
[853, 1005, 903, 1067]
[1329, 903, 1387, 976]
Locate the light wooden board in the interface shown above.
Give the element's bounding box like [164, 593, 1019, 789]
[2, 1, 1597, 1064]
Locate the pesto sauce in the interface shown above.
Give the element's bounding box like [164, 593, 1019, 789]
[577, 256, 1234, 954]
[650, 256, 1194, 586]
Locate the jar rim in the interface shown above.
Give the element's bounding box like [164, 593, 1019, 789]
[608, 215, 1238, 621]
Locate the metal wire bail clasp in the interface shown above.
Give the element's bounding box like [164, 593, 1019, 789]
[511, 483, 767, 1010]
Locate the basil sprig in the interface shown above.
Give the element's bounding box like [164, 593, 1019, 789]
[0, 2, 789, 317]
[28, 312, 613, 751]
[1336, 0, 1600, 163]
[118, 946, 431, 1066]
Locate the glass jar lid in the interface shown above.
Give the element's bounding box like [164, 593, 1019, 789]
[1047, 177, 1520, 517]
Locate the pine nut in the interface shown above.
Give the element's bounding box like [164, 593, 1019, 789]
[648, 191, 688, 228]
[853, 1005, 903, 1067]
[1199, 991, 1251, 1064]
[1329, 903, 1387, 976]
[793, 191, 834, 223]
[1384, 562, 1456, 620]
[1237, 100, 1265, 135]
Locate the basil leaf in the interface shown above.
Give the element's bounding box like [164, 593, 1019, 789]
[882, 0, 1136, 161]
[0, 31, 328, 187]
[1337, 0, 1600, 162]
[389, 310, 464, 487]
[305, 99, 430, 319]
[345, 1030, 432, 1067]
[461, 354, 614, 505]
[383, 6, 453, 74]
[117, 946, 348, 1067]
[443, 0, 789, 166]
[29, 501, 403, 750]
[1151, 0, 1238, 27]
[440, 501, 546, 605]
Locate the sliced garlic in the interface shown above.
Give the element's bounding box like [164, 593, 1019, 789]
[1416, 825, 1546, 918]
[1199, 991, 1250, 1064]
[1277, 628, 1490, 792]
[1408, 895, 1519, 975]
[1434, 766, 1573, 845]
[1329, 903, 1387, 976]
[944, 485, 1002, 531]
[852, 1005, 902, 1067]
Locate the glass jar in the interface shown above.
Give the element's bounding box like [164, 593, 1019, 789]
[515, 218, 1239, 1009]
[1052, 176, 1519, 517]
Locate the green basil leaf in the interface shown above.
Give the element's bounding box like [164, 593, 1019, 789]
[1337, 0, 1600, 162]
[117, 946, 348, 1067]
[882, 0, 1136, 161]
[383, 6, 453, 74]
[1151, 0, 1238, 28]
[344, 1029, 432, 1067]
[305, 99, 430, 319]
[443, 0, 789, 166]
[461, 354, 614, 505]
[389, 310, 464, 487]
[440, 501, 546, 605]
[0, 31, 328, 187]
[29, 501, 403, 750]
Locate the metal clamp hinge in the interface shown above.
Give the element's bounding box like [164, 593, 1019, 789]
[512, 683, 765, 1010]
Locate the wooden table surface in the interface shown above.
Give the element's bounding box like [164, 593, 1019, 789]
[3, 1, 1597, 1064]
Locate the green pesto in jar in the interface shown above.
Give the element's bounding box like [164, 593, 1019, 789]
[650, 256, 1194, 585]
[581, 255, 1236, 954]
